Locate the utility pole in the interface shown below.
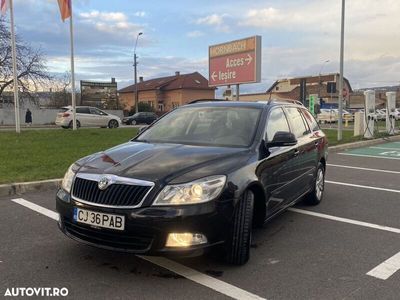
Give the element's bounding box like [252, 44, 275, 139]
[338, 0, 345, 141]
[134, 32, 143, 114]
[134, 53, 138, 114]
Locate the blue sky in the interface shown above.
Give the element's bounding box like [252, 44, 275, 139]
[4, 0, 400, 93]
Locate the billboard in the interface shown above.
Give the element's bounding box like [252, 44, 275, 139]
[80, 80, 118, 109]
[208, 36, 261, 87]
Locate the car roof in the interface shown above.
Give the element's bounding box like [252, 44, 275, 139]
[62, 106, 98, 109]
[185, 99, 305, 109]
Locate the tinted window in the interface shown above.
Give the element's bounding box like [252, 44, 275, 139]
[285, 107, 309, 138]
[301, 109, 319, 131]
[76, 107, 90, 114]
[265, 108, 290, 142]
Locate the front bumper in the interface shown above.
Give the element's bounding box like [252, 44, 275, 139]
[56, 190, 233, 256]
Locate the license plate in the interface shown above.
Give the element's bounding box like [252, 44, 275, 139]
[73, 207, 125, 231]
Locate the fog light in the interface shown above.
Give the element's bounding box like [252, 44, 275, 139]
[166, 233, 207, 247]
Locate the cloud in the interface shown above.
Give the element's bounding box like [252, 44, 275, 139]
[187, 30, 204, 38]
[134, 11, 146, 17]
[195, 13, 230, 32]
[196, 14, 224, 26]
[79, 10, 142, 35]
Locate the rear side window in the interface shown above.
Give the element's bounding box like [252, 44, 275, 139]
[301, 109, 320, 132]
[265, 108, 290, 142]
[76, 107, 90, 114]
[285, 107, 309, 138]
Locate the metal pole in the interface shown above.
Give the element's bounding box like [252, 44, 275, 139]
[236, 84, 239, 101]
[134, 32, 142, 114]
[134, 53, 138, 114]
[9, 0, 20, 133]
[338, 0, 345, 141]
[69, 2, 77, 130]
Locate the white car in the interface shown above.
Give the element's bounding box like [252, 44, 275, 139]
[317, 109, 338, 123]
[376, 109, 386, 120]
[55, 106, 121, 129]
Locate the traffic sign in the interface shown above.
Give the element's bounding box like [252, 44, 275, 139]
[208, 36, 261, 87]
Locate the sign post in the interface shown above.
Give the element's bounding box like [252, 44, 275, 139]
[208, 36, 261, 92]
[309, 94, 315, 115]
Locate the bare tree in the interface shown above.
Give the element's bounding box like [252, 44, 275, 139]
[50, 72, 71, 107]
[0, 18, 51, 103]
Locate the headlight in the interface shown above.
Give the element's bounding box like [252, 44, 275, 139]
[152, 175, 226, 206]
[61, 164, 78, 193]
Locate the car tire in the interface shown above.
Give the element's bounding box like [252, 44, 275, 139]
[226, 190, 254, 265]
[68, 120, 80, 129]
[131, 120, 137, 125]
[304, 162, 325, 205]
[108, 119, 119, 129]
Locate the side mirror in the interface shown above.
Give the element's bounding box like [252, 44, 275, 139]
[266, 131, 297, 148]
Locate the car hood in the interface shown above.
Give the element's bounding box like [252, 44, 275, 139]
[77, 141, 252, 184]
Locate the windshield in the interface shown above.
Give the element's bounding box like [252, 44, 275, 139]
[136, 106, 262, 147]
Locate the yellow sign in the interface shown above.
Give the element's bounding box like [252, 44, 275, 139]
[209, 37, 256, 58]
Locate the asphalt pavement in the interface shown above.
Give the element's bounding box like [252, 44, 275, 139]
[1, 142, 400, 299]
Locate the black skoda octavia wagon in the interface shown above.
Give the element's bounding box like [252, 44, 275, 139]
[56, 100, 328, 265]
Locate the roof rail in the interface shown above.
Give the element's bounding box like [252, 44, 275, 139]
[264, 99, 304, 106]
[188, 98, 229, 104]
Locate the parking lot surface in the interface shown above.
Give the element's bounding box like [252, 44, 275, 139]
[1, 141, 400, 299]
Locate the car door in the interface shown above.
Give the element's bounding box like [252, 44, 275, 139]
[257, 107, 299, 216]
[90, 108, 108, 127]
[284, 107, 316, 200]
[76, 107, 92, 127]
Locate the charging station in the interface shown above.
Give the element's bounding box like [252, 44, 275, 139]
[386, 91, 396, 135]
[363, 90, 376, 139]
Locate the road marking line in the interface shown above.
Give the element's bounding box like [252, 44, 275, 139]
[288, 208, 400, 234]
[338, 153, 400, 160]
[326, 180, 400, 194]
[367, 251, 400, 280]
[327, 164, 400, 174]
[370, 146, 400, 151]
[138, 255, 265, 300]
[11, 198, 266, 300]
[11, 198, 59, 221]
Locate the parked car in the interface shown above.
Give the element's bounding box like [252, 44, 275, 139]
[376, 109, 386, 120]
[55, 106, 121, 129]
[317, 108, 338, 123]
[394, 108, 400, 120]
[122, 112, 158, 125]
[56, 100, 328, 265]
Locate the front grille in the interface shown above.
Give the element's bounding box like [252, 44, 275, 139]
[63, 219, 153, 252]
[72, 177, 152, 207]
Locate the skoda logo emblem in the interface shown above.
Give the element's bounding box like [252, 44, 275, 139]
[98, 176, 110, 190]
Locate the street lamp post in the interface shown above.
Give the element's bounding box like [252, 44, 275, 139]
[134, 32, 143, 114]
[338, 0, 345, 141]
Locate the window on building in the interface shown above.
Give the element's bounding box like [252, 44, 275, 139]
[147, 101, 154, 108]
[275, 86, 279, 91]
[158, 104, 164, 112]
[172, 102, 180, 109]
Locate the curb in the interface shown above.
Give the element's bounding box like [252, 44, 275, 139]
[329, 134, 400, 152]
[1, 135, 400, 198]
[0, 179, 62, 198]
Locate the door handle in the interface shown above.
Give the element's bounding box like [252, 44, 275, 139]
[293, 149, 300, 157]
